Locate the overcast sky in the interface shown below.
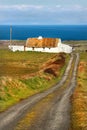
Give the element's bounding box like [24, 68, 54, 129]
[0, 0, 87, 25]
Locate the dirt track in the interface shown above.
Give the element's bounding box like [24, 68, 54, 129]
[0, 53, 79, 130]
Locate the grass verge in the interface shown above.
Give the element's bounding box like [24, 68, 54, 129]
[71, 52, 87, 130]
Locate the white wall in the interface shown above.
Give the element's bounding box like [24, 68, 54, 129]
[58, 43, 72, 53]
[8, 42, 72, 53]
[8, 45, 24, 52]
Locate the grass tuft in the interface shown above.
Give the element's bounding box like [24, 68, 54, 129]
[71, 52, 87, 130]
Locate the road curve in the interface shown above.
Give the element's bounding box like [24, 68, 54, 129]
[0, 53, 79, 130]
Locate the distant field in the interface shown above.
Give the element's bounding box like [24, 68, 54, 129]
[0, 49, 69, 112]
[63, 40, 87, 45]
[0, 50, 56, 77]
[71, 52, 87, 130]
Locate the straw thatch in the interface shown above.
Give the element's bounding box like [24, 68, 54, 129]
[26, 38, 59, 48]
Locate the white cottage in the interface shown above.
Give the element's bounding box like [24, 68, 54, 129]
[8, 36, 72, 53]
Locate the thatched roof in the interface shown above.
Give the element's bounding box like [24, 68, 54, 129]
[26, 37, 59, 48]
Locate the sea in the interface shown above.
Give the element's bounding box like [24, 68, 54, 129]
[0, 25, 87, 41]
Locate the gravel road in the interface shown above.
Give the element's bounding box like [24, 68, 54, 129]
[0, 53, 79, 130]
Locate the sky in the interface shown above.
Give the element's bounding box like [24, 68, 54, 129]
[0, 0, 87, 25]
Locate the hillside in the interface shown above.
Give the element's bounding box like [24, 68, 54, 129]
[0, 49, 69, 112]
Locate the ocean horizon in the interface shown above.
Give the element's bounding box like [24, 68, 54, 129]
[0, 25, 87, 41]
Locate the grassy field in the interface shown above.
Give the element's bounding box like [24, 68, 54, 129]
[63, 40, 87, 45]
[0, 50, 57, 77]
[0, 49, 70, 112]
[71, 52, 87, 130]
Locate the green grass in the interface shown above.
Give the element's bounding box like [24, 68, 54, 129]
[0, 68, 66, 112]
[0, 49, 70, 112]
[0, 50, 56, 77]
[63, 40, 87, 45]
[79, 52, 87, 62]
